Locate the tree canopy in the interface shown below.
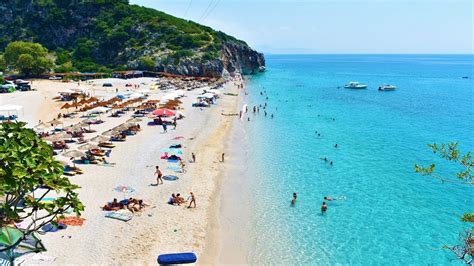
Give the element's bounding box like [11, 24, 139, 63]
[3, 42, 53, 76]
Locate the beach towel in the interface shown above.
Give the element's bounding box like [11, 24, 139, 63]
[163, 175, 179, 181]
[105, 211, 133, 222]
[157, 252, 197, 264]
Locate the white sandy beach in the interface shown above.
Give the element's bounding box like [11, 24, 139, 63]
[0, 77, 243, 265]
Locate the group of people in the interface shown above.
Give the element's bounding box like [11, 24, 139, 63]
[291, 193, 346, 215]
[168, 192, 196, 208]
[102, 197, 149, 213]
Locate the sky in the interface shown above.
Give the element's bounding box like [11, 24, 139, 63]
[130, 0, 473, 54]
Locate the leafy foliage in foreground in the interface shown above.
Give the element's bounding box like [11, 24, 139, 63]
[0, 122, 84, 254]
[415, 142, 473, 264]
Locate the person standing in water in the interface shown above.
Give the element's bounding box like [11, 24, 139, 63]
[321, 202, 327, 214]
[291, 193, 297, 205]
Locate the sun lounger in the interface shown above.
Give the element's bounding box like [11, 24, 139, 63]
[105, 211, 132, 222]
[157, 252, 197, 264]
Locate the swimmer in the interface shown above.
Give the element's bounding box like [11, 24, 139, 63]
[291, 193, 297, 205]
[334, 144, 338, 148]
[330, 161, 333, 166]
[321, 202, 327, 214]
[324, 196, 334, 201]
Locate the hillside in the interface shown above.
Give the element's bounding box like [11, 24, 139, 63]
[0, 0, 265, 77]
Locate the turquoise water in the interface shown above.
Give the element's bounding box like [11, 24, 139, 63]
[242, 55, 473, 264]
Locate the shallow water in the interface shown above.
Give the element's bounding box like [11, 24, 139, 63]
[240, 55, 473, 264]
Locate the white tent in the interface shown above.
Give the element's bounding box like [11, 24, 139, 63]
[0, 104, 24, 116]
[129, 92, 145, 99]
[86, 106, 110, 115]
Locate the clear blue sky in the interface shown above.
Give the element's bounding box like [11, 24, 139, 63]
[130, 0, 473, 54]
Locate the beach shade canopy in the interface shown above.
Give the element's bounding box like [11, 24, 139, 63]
[87, 97, 99, 103]
[90, 135, 110, 143]
[201, 93, 215, 99]
[61, 103, 72, 109]
[48, 119, 63, 126]
[152, 108, 176, 117]
[160, 148, 183, 155]
[102, 130, 120, 137]
[63, 150, 86, 158]
[126, 118, 142, 123]
[34, 122, 50, 130]
[78, 143, 99, 150]
[43, 132, 71, 142]
[86, 106, 110, 115]
[0, 227, 46, 261]
[64, 124, 83, 133]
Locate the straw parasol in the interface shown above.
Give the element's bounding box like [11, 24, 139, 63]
[48, 119, 63, 127]
[78, 143, 99, 150]
[61, 103, 72, 110]
[102, 130, 120, 137]
[127, 118, 142, 123]
[90, 135, 110, 143]
[63, 150, 85, 158]
[34, 122, 50, 130]
[43, 132, 71, 142]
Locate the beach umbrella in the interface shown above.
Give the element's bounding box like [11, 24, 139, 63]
[78, 143, 99, 150]
[0, 227, 45, 263]
[63, 150, 86, 158]
[34, 122, 50, 130]
[152, 108, 176, 117]
[48, 119, 63, 127]
[102, 130, 119, 137]
[87, 97, 99, 103]
[61, 103, 72, 110]
[114, 185, 135, 199]
[160, 148, 183, 155]
[127, 118, 142, 123]
[90, 135, 109, 143]
[43, 132, 71, 142]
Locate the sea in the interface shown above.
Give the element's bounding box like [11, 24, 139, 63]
[228, 54, 474, 264]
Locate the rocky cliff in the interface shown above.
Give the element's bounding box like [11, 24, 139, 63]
[0, 0, 265, 77]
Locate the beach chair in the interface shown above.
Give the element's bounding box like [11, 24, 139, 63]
[157, 252, 197, 265]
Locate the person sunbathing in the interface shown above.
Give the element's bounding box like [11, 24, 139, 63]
[102, 198, 123, 211]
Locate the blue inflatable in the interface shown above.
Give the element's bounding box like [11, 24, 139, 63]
[157, 252, 197, 264]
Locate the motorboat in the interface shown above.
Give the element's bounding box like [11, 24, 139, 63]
[378, 85, 397, 91]
[344, 82, 368, 89]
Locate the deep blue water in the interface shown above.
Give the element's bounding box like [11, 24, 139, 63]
[242, 55, 473, 264]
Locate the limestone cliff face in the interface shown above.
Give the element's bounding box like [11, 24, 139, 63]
[0, 0, 265, 78]
[148, 42, 265, 78]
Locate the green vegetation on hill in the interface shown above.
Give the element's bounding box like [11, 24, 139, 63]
[0, 0, 251, 75]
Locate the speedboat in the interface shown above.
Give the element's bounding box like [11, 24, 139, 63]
[344, 82, 368, 89]
[378, 85, 397, 91]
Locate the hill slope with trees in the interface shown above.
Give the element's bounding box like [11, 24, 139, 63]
[0, 0, 265, 77]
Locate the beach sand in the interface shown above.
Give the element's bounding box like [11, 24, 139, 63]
[0, 78, 243, 264]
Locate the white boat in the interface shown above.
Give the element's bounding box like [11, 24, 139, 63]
[378, 85, 397, 91]
[344, 82, 368, 89]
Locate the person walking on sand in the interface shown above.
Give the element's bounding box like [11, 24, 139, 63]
[162, 123, 167, 133]
[155, 166, 163, 185]
[321, 202, 327, 215]
[173, 117, 177, 129]
[192, 152, 196, 163]
[221, 153, 225, 162]
[188, 192, 196, 208]
[179, 160, 186, 173]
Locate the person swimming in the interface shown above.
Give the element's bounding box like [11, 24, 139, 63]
[291, 193, 297, 205]
[324, 196, 334, 201]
